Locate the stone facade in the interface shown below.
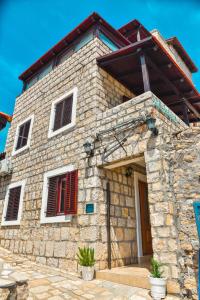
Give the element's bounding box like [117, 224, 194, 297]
[0, 32, 199, 300]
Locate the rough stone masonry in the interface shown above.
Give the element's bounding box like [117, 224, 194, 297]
[0, 35, 199, 300]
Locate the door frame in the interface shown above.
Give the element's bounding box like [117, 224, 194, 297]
[134, 171, 147, 258]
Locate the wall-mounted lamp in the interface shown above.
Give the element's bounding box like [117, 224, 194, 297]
[146, 116, 158, 136]
[125, 166, 133, 177]
[83, 141, 94, 157]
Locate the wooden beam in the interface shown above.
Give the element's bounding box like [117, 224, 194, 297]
[137, 26, 141, 41]
[182, 102, 190, 125]
[118, 69, 141, 79]
[98, 49, 141, 66]
[145, 55, 180, 97]
[168, 97, 200, 108]
[140, 54, 150, 92]
[160, 91, 193, 99]
[168, 100, 184, 107]
[185, 99, 200, 119]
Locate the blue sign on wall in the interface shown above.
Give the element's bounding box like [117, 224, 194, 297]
[193, 202, 200, 240]
[86, 203, 94, 214]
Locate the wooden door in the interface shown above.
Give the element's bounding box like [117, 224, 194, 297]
[138, 180, 153, 255]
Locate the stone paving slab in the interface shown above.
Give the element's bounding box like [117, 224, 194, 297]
[0, 247, 180, 299]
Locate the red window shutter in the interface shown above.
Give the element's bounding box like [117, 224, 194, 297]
[65, 170, 78, 215]
[6, 186, 21, 221]
[46, 177, 58, 217]
[62, 96, 73, 127]
[53, 101, 63, 131]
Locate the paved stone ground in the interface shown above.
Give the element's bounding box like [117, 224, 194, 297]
[0, 247, 180, 300]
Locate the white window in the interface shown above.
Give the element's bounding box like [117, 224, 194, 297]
[12, 115, 34, 156]
[1, 180, 26, 226]
[48, 87, 77, 138]
[40, 165, 78, 224]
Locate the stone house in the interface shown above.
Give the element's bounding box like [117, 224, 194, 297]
[0, 12, 200, 299]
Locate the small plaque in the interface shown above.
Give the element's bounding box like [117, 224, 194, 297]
[193, 202, 200, 240]
[86, 203, 94, 214]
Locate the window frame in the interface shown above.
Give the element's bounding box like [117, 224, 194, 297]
[1, 180, 26, 226]
[48, 87, 78, 139]
[40, 165, 76, 224]
[12, 115, 34, 156]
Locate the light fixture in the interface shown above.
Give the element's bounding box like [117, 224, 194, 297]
[146, 116, 158, 136]
[83, 141, 94, 157]
[125, 166, 133, 177]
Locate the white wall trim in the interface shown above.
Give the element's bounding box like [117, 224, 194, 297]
[48, 87, 78, 139]
[1, 180, 26, 226]
[40, 164, 74, 224]
[12, 114, 34, 156]
[134, 172, 147, 258]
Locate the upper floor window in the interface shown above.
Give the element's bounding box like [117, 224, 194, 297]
[24, 62, 53, 91]
[40, 165, 78, 223]
[48, 87, 77, 138]
[12, 115, 34, 156]
[1, 180, 26, 226]
[99, 32, 119, 51]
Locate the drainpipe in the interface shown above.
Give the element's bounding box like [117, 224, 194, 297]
[106, 181, 111, 269]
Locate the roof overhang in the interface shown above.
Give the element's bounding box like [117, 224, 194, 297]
[167, 37, 197, 73]
[118, 19, 151, 42]
[97, 36, 200, 123]
[19, 12, 130, 81]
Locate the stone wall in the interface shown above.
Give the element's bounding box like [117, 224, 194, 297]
[169, 127, 200, 299]
[93, 91, 187, 294]
[0, 28, 198, 299]
[0, 36, 138, 272]
[102, 166, 138, 267]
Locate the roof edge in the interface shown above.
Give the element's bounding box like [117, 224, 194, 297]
[19, 12, 130, 81]
[167, 37, 198, 73]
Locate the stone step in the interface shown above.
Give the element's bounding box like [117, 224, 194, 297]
[96, 266, 151, 289]
[96, 265, 180, 295]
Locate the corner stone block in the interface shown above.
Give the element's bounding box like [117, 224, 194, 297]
[151, 213, 165, 227]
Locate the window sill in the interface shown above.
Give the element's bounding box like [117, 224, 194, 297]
[40, 215, 72, 224]
[12, 145, 29, 157]
[48, 123, 76, 139]
[1, 220, 20, 226]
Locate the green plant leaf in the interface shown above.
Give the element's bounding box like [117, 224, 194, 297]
[77, 247, 96, 267]
[150, 258, 164, 278]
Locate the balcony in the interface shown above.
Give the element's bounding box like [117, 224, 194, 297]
[97, 32, 200, 124]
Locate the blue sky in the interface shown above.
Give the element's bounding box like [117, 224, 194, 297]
[0, 0, 200, 152]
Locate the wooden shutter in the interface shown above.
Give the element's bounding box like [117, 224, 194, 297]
[65, 170, 78, 215]
[16, 120, 31, 150]
[62, 96, 73, 127]
[22, 120, 31, 145]
[6, 186, 21, 221]
[46, 176, 58, 217]
[53, 101, 63, 131]
[16, 125, 24, 150]
[53, 95, 73, 131]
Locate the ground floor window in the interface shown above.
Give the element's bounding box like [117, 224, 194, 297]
[41, 165, 78, 223]
[1, 180, 26, 226]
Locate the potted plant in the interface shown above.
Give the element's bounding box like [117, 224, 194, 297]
[149, 258, 167, 300]
[77, 247, 95, 281]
